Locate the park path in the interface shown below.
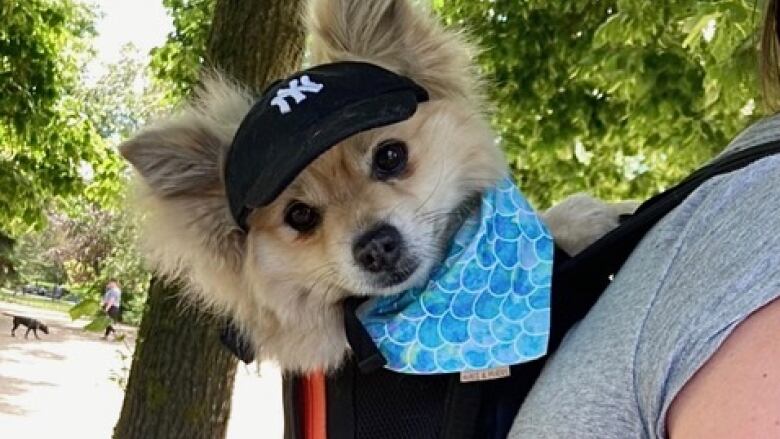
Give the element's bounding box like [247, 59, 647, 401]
[0, 301, 283, 438]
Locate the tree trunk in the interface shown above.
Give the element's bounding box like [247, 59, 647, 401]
[114, 1, 306, 438]
[114, 280, 238, 438]
[206, 0, 306, 91]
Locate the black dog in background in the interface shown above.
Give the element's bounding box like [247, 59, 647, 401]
[10, 315, 49, 339]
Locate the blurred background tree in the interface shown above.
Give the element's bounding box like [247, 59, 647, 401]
[0, 0, 124, 233]
[437, 0, 763, 207]
[1, 1, 162, 324]
[149, 0, 215, 102]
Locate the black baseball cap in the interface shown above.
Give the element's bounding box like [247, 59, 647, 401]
[224, 61, 430, 230]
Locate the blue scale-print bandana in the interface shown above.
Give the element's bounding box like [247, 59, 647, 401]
[357, 177, 554, 374]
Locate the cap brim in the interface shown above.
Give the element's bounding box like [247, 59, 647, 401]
[243, 90, 422, 208]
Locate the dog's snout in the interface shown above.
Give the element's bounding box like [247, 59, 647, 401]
[353, 223, 403, 273]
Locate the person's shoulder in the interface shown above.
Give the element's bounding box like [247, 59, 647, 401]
[666, 297, 780, 438]
[721, 113, 780, 155]
[633, 147, 780, 437]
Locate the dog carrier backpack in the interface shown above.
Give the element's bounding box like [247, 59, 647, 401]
[220, 141, 780, 439]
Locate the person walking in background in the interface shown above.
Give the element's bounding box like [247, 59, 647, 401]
[101, 279, 122, 339]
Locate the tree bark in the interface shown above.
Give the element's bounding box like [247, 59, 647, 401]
[114, 1, 306, 438]
[205, 0, 306, 92]
[114, 280, 238, 438]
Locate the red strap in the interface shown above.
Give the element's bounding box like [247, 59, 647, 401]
[300, 371, 327, 439]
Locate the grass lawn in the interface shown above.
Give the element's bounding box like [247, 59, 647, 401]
[0, 288, 73, 313]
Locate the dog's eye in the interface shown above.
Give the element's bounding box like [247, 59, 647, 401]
[284, 201, 321, 233]
[372, 140, 408, 180]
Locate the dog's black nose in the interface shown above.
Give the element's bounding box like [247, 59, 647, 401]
[353, 223, 403, 273]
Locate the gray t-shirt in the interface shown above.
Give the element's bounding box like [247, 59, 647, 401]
[103, 286, 122, 307]
[510, 115, 780, 438]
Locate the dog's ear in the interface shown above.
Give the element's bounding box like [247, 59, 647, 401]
[307, 0, 480, 100]
[120, 75, 254, 309]
[121, 75, 251, 201]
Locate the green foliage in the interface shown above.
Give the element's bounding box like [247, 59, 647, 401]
[7, 46, 164, 325]
[149, 0, 215, 102]
[0, 0, 124, 234]
[55, 204, 150, 327]
[12, 202, 151, 326]
[0, 0, 92, 131]
[60, 198, 152, 329]
[10, 222, 68, 284]
[0, 232, 16, 284]
[83, 314, 112, 332]
[437, 0, 765, 207]
[69, 297, 100, 320]
[77, 45, 169, 211]
[81, 44, 169, 143]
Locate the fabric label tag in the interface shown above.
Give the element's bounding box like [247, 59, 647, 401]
[460, 367, 511, 383]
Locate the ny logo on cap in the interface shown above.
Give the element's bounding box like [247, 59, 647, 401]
[270, 75, 324, 115]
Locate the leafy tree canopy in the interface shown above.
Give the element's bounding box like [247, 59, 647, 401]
[149, 0, 215, 102]
[437, 0, 765, 207]
[1, 0, 124, 234]
[6, 39, 164, 325]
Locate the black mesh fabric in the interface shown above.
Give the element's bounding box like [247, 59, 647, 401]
[324, 358, 461, 439]
[354, 369, 450, 438]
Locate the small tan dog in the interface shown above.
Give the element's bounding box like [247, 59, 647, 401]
[121, 0, 633, 372]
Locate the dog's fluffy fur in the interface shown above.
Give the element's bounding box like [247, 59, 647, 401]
[121, 0, 633, 372]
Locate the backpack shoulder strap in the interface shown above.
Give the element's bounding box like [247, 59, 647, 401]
[549, 140, 780, 349]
